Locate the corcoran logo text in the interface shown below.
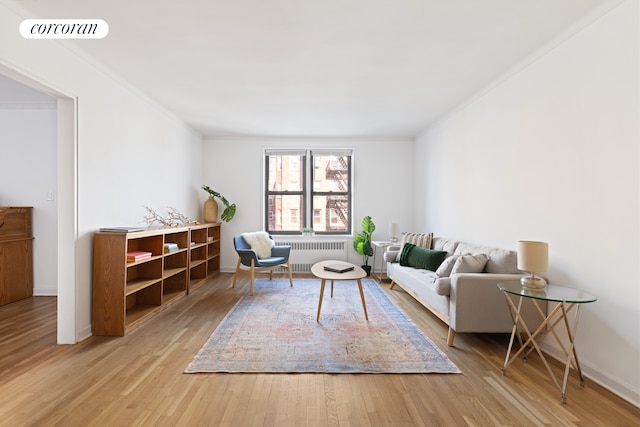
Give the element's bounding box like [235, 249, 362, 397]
[20, 19, 109, 39]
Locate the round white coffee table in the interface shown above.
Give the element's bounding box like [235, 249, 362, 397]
[311, 260, 368, 322]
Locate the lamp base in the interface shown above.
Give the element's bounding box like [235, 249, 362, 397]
[521, 275, 547, 290]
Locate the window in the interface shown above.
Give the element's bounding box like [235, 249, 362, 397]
[310, 150, 351, 234]
[265, 149, 352, 235]
[265, 150, 306, 233]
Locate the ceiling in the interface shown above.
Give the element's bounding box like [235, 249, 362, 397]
[4, 0, 613, 137]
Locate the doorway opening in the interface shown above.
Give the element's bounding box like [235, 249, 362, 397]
[0, 64, 78, 344]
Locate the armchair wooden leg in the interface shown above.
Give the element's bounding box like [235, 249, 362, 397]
[232, 258, 241, 288]
[287, 261, 293, 287]
[447, 328, 456, 347]
[250, 259, 255, 296]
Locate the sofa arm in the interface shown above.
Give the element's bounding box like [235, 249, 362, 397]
[448, 273, 524, 333]
[383, 245, 402, 262]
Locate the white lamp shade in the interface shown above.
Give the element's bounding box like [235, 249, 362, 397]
[517, 241, 549, 273]
[389, 222, 399, 237]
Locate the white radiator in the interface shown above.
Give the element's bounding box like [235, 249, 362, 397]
[274, 240, 348, 273]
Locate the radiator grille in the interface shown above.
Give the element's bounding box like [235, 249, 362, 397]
[274, 240, 348, 272]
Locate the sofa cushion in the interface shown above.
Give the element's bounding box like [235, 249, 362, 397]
[434, 277, 452, 296]
[435, 255, 461, 277]
[453, 242, 492, 257]
[400, 243, 448, 271]
[486, 248, 519, 274]
[451, 254, 489, 274]
[387, 262, 449, 317]
[432, 238, 460, 256]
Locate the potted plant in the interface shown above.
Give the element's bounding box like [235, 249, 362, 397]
[202, 185, 236, 222]
[302, 227, 313, 236]
[353, 215, 375, 275]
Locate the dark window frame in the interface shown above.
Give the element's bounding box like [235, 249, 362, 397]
[264, 149, 353, 236]
[310, 151, 352, 236]
[264, 151, 307, 235]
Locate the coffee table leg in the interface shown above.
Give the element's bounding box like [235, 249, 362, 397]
[316, 279, 326, 322]
[357, 279, 368, 320]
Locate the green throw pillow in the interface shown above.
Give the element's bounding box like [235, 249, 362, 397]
[404, 245, 448, 271]
[399, 243, 416, 266]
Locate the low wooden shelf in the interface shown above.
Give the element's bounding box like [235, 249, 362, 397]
[92, 222, 221, 336]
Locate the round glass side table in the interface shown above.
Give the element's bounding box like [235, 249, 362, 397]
[497, 281, 596, 404]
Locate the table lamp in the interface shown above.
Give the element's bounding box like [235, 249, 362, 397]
[389, 223, 399, 243]
[517, 240, 548, 290]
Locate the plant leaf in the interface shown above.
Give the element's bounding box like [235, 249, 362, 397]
[221, 203, 236, 222]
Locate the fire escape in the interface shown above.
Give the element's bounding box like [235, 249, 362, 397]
[324, 157, 348, 231]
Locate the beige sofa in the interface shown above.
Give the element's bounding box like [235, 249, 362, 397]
[384, 235, 543, 346]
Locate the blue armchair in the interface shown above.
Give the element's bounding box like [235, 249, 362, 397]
[232, 234, 293, 295]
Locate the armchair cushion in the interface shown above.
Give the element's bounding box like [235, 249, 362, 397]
[241, 231, 274, 258]
[255, 256, 286, 267]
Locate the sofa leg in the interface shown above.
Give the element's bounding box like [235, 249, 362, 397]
[389, 281, 395, 290]
[447, 328, 456, 347]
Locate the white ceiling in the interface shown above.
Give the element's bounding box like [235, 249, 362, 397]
[4, 0, 613, 137]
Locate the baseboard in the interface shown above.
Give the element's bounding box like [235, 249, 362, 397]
[33, 288, 57, 296]
[78, 324, 92, 342]
[543, 344, 640, 408]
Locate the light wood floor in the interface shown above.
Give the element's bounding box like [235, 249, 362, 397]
[1, 274, 638, 426]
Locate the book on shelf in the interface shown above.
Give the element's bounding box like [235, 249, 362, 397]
[323, 263, 355, 273]
[163, 243, 179, 253]
[100, 226, 145, 233]
[207, 236, 214, 243]
[127, 251, 152, 262]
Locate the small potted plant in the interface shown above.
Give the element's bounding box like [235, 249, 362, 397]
[353, 215, 375, 275]
[202, 185, 236, 222]
[302, 227, 313, 236]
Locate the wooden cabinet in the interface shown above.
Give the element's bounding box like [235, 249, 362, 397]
[0, 207, 33, 306]
[92, 223, 221, 336]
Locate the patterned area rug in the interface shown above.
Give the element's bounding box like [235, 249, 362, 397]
[185, 279, 461, 374]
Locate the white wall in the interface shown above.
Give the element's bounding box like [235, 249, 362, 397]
[0, 3, 204, 342]
[0, 106, 58, 296]
[415, 1, 639, 405]
[203, 137, 415, 272]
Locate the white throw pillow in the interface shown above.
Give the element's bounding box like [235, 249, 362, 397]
[435, 255, 461, 277]
[450, 254, 489, 274]
[241, 231, 274, 259]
